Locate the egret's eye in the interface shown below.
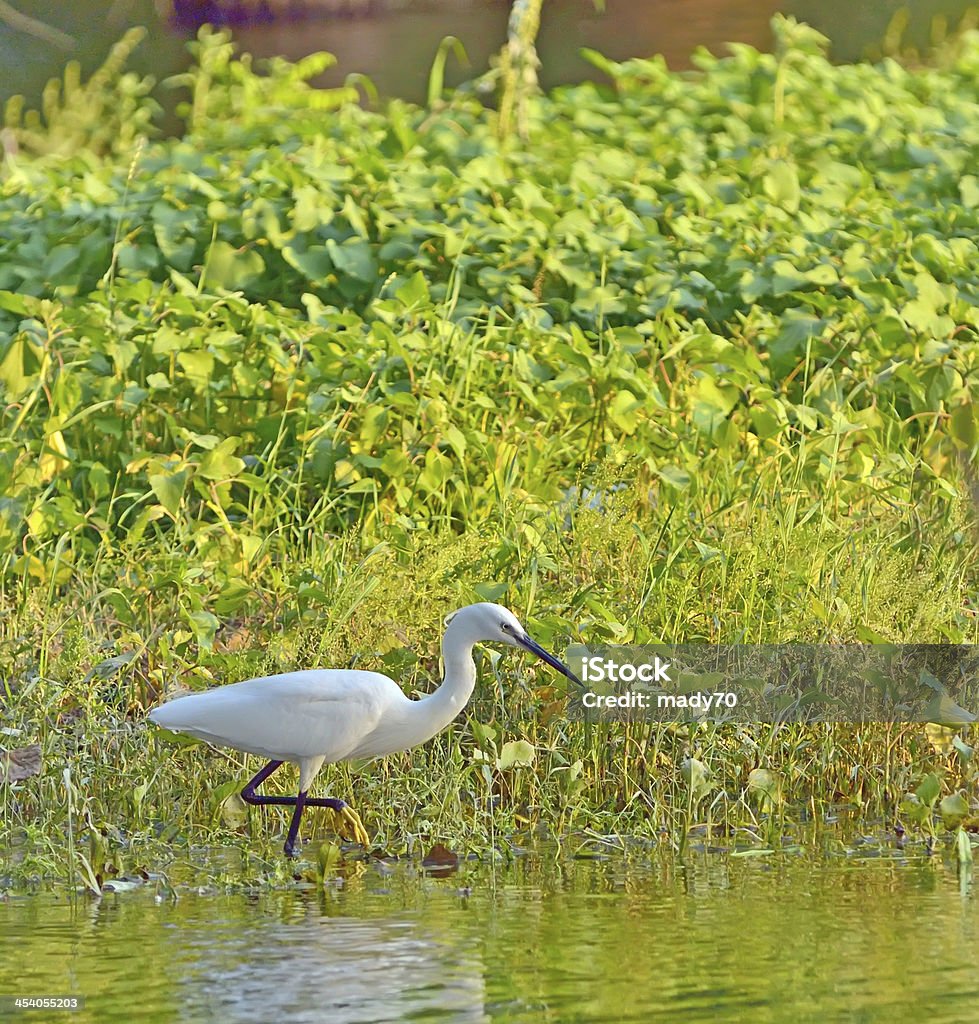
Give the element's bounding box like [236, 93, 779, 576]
[500, 622, 510, 632]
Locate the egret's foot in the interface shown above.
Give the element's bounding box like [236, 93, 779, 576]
[330, 804, 370, 847]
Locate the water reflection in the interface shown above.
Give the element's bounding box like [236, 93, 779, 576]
[1, 851, 976, 1023]
[177, 912, 487, 1024]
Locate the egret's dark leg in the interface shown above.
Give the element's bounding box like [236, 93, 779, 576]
[241, 760, 351, 857]
[283, 792, 357, 858]
[284, 791, 307, 858]
[241, 759, 287, 804]
[298, 795, 349, 810]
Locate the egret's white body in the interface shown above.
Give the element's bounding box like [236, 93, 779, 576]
[148, 602, 579, 855]
[149, 667, 471, 791]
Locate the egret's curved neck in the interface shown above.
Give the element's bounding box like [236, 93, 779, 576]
[403, 623, 477, 746]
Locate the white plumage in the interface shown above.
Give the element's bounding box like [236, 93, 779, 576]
[148, 602, 580, 856]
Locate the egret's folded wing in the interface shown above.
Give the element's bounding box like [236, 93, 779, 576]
[148, 670, 394, 762]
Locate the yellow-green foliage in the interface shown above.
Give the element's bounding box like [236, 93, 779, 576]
[1, 20, 978, 887]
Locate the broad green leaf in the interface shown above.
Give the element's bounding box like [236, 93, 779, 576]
[206, 241, 265, 290]
[949, 402, 978, 450]
[763, 161, 800, 213]
[960, 175, 979, 208]
[396, 271, 431, 307]
[914, 772, 941, 808]
[283, 244, 334, 279]
[187, 610, 220, 650]
[957, 827, 974, 865]
[681, 757, 711, 802]
[657, 465, 691, 490]
[0, 291, 31, 315]
[326, 238, 377, 282]
[498, 740, 536, 769]
[149, 469, 188, 518]
[923, 695, 976, 725]
[608, 390, 642, 434]
[939, 793, 969, 830]
[177, 350, 215, 388]
[747, 767, 779, 808]
[197, 437, 245, 480]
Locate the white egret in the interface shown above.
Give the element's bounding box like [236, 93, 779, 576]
[148, 602, 581, 857]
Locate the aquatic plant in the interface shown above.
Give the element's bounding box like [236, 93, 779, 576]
[1, 18, 978, 887]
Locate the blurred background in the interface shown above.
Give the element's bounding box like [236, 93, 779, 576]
[2, 0, 978, 114]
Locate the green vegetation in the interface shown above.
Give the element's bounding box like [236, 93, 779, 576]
[1, 17, 977, 890]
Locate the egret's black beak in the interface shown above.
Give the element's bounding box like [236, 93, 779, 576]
[517, 633, 584, 688]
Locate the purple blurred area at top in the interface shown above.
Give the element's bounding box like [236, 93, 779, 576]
[170, 1, 289, 30]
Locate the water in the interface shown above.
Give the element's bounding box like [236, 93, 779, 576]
[2, 0, 978, 113]
[2, 850, 976, 1023]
